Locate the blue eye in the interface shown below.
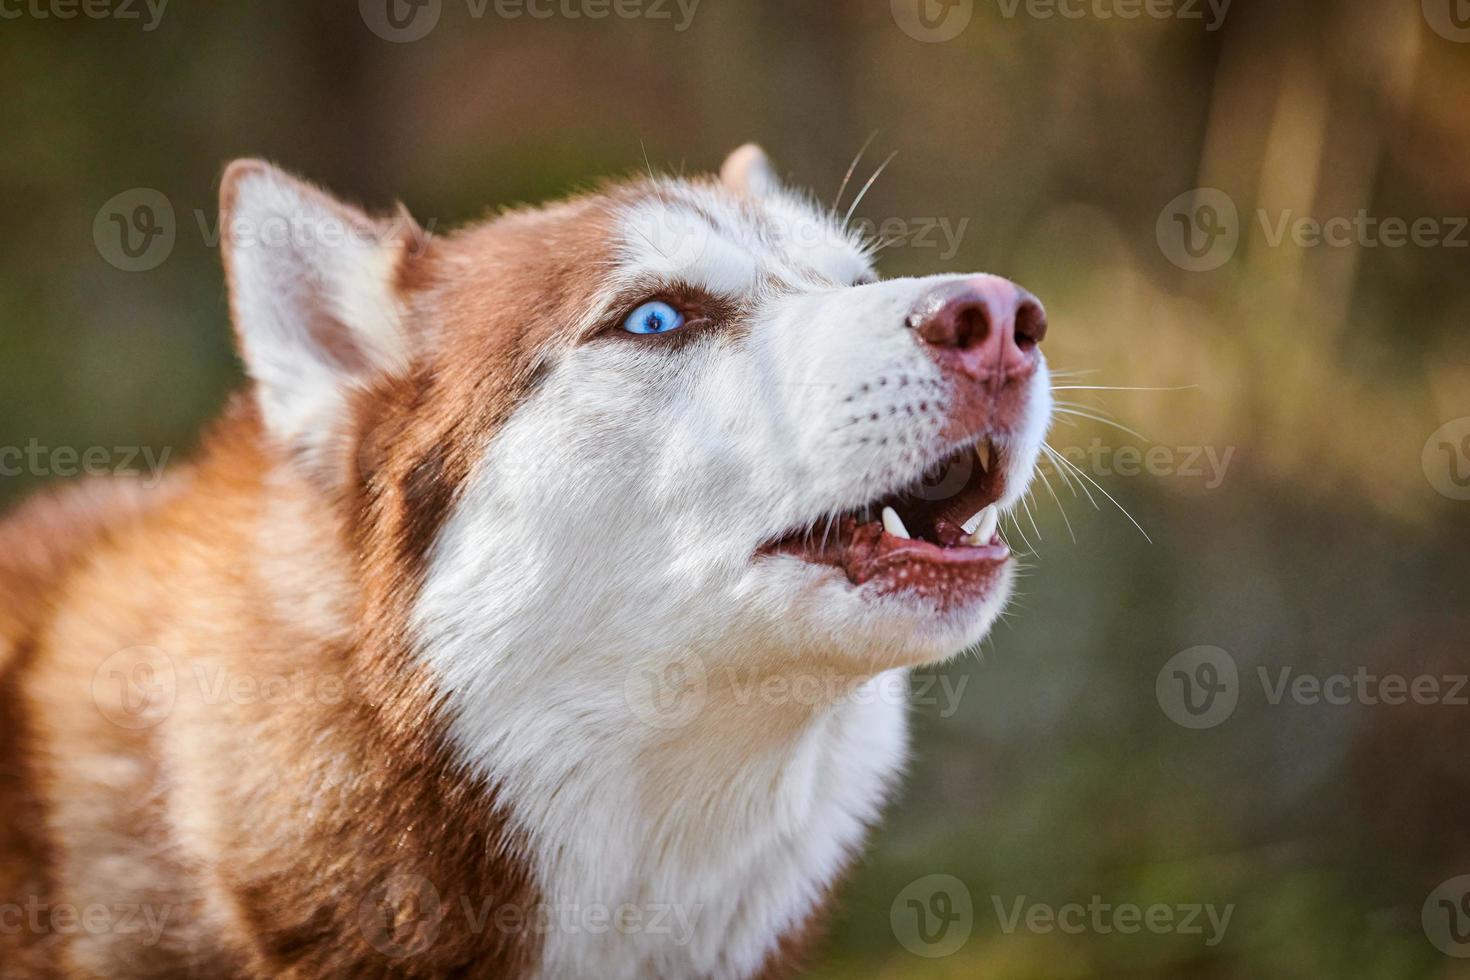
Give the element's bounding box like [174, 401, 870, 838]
[621, 300, 686, 335]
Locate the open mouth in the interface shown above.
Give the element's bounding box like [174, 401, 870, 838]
[765, 437, 1012, 601]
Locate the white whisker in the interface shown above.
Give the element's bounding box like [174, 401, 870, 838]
[1042, 443, 1096, 508]
[843, 152, 898, 230]
[1021, 491, 1043, 545]
[640, 140, 658, 182]
[867, 235, 908, 255]
[1048, 448, 1152, 543]
[1051, 384, 1198, 392]
[1053, 399, 1117, 417]
[832, 132, 879, 216]
[1052, 407, 1152, 443]
[1035, 463, 1076, 543]
[1005, 509, 1038, 557]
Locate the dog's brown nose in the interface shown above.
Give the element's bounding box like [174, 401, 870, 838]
[908, 275, 1047, 382]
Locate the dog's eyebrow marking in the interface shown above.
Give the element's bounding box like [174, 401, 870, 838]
[619, 199, 762, 299]
[612, 182, 876, 329]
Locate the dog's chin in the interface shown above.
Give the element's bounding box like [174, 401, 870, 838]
[752, 551, 1017, 672]
[863, 557, 1016, 665]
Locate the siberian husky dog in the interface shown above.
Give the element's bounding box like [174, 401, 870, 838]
[0, 145, 1051, 979]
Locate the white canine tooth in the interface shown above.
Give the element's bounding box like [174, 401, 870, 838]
[964, 504, 999, 545]
[976, 441, 992, 472]
[881, 506, 911, 540]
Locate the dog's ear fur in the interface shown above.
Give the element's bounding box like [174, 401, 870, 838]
[219, 160, 419, 481]
[720, 144, 778, 198]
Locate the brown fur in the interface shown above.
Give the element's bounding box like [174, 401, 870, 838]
[0, 164, 833, 978]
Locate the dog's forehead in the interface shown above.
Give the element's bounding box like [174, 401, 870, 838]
[424, 175, 872, 354]
[614, 180, 873, 300]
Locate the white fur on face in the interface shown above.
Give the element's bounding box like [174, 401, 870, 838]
[411, 178, 1051, 979]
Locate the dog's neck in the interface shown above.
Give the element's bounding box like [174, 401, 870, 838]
[424, 644, 911, 980]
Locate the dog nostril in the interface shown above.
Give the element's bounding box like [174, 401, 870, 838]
[954, 305, 989, 349]
[1014, 300, 1047, 352]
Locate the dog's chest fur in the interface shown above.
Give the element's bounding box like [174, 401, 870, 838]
[453, 663, 911, 979]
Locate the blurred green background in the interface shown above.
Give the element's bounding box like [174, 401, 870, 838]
[3, 1, 1469, 976]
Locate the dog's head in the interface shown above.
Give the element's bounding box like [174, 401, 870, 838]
[220, 146, 1051, 733]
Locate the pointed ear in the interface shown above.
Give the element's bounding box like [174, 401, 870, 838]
[720, 144, 778, 198]
[219, 160, 419, 480]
